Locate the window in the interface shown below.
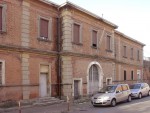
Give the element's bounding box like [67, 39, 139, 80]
[38, 17, 52, 41]
[116, 86, 122, 92]
[92, 30, 97, 48]
[137, 50, 140, 60]
[123, 46, 127, 58]
[122, 85, 129, 91]
[131, 71, 134, 80]
[124, 70, 126, 80]
[131, 48, 134, 59]
[106, 35, 111, 51]
[0, 61, 5, 85]
[0, 4, 7, 33]
[106, 78, 112, 85]
[73, 23, 82, 44]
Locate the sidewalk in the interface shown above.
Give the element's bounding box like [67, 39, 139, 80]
[0, 101, 91, 113]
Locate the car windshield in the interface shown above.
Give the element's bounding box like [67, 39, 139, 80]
[99, 86, 117, 93]
[130, 84, 141, 89]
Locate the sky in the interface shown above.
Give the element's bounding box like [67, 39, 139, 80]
[49, 0, 150, 57]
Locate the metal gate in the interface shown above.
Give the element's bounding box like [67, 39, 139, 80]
[89, 65, 99, 95]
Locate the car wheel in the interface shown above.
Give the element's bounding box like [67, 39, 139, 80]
[127, 95, 132, 102]
[138, 93, 142, 99]
[111, 99, 116, 107]
[148, 91, 150, 96]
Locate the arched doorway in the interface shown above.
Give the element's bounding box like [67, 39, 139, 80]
[87, 62, 103, 95]
[89, 65, 99, 95]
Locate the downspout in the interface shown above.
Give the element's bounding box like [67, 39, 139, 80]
[57, 16, 61, 99]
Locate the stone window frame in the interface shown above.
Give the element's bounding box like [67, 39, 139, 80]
[72, 21, 82, 45]
[0, 60, 5, 85]
[0, 4, 7, 34]
[91, 28, 99, 49]
[37, 16, 52, 42]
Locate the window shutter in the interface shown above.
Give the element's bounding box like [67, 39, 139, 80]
[0, 62, 2, 84]
[107, 35, 111, 50]
[2, 4, 7, 32]
[0, 7, 2, 31]
[92, 30, 97, 47]
[123, 46, 126, 57]
[110, 36, 113, 51]
[40, 18, 49, 39]
[73, 24, 80, 44]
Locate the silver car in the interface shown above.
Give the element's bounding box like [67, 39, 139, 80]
[130, 83, 150, 99]
[91, 84, 132, 107]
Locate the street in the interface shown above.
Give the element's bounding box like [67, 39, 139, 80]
[1, 96, 150, 113]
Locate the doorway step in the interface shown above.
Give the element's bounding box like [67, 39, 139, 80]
[33, 97, 65, 106]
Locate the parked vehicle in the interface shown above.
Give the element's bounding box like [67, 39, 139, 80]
[130, 83, 150, 99]
[91, 84, 132, 107]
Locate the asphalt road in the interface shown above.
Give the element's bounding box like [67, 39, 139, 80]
[72, 96, 150, 113]
[1, 96, 150, 113]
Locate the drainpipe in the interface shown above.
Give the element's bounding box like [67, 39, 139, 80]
[57, 17, 61, 99]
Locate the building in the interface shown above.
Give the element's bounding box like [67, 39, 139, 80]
[0, 0, 145, 102]
[114, 31, 145, 85]
[143, 57, 150, 84]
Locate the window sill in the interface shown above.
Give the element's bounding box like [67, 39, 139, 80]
[37, 38, 51, 42]
[91, 46, 97, 49]
[106, 49, 112, 52]
[0, 30, 7, 34]
[72, 42, 83, 46]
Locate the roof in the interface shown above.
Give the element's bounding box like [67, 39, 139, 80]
[38, 0, 59, 7]
[39, 0, 118, 28]
[115, 30, 145, 46]
[59, 1, 118, 29]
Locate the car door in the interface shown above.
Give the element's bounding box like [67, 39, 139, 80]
[121, 85, 129, 100]
[144, 83, 149, 96]
[115, 85, 123, 102]
[141, 84, 147, 96]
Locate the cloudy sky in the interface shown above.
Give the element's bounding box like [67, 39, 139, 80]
[49, 0, 150, 57]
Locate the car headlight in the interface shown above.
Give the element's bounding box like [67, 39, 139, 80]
[102, 96, 110, 100]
